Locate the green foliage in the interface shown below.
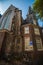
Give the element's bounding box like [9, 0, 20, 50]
[33, 0, 43, 19]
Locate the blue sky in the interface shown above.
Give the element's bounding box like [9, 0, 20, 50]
[0, 0, 34, 19]
[0, 0, 43, 27]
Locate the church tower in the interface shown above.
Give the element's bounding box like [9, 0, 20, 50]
[26, 6, 38, 25]
[21, 6, 43, 64]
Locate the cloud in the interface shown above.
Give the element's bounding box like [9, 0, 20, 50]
[0, 3, 3, 14]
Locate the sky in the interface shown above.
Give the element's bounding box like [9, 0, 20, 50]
[0, 0, 43, 27]
[0, 0, 34, 19]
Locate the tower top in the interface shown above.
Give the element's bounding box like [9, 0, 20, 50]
[28, 6, 33, 14]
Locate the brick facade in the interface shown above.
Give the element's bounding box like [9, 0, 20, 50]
[0, 5, 43, 65]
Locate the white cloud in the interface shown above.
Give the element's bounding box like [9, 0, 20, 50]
[0, 3, 3, 14]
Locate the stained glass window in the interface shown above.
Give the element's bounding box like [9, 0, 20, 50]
[0, 11, 12, 30]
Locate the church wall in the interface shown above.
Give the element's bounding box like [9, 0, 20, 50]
[0, 30, 6, 52]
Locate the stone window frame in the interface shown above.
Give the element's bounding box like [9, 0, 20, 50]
[35, 37, 43, 50]
[33, 19, 37, 25]
[24, 26, 29, 34]
[15, 38, 22, 52]
[34, 28, 40, 35]
[24, 37, 33, 51]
